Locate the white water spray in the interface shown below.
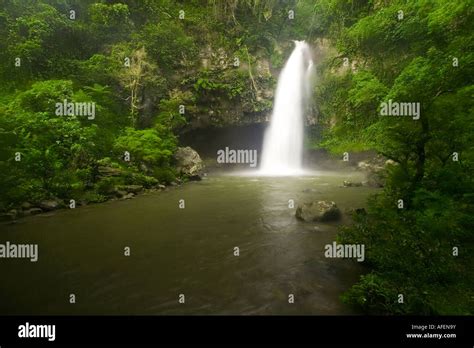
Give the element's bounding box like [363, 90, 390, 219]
[260, 40, 313, 175]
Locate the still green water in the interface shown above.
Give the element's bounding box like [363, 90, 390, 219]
[0, 170, 378, 315]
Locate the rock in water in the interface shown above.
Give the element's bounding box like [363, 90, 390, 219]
[174, 147, 204, 180]
[117, 185, 143, 194]
[22, 208, 43, 217]
[39, 199, 61, 211]
[115, 190, 128, 198]
[357, 156, 396, 188]
[122, 193, 135, 200]
[295, 201, 341, 222]
[28, 208, 43, 215]
[21, 202, 32, 209]
[343, 180, 363, 187]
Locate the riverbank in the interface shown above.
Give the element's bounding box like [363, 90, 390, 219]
[0, 170, 379, 315]
[0, 145, 207, 223]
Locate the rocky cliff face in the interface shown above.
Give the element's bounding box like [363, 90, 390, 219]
[175, 39, 330, 132]
[185, 44, 275, 129]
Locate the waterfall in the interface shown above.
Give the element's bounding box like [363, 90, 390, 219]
[260, 40, 313, 176]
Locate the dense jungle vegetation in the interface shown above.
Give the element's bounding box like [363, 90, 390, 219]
[0, 0, 472, 314]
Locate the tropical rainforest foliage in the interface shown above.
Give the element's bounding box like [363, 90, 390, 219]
[0, 0, 472, 314]
[314, 0, 473, 314]
[0, 0, 316, 207]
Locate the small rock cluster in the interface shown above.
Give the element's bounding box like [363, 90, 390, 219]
[1, 199, 63, 221]
[356, 157, 397, 188]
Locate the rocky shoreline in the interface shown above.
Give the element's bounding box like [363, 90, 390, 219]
[1, 184, 170, 222]
[1, 146, 205, 223]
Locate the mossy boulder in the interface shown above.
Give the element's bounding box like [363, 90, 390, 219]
[174, 147, 204, 179]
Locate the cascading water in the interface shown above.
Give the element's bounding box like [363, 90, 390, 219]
[260, 40, 313, 175]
